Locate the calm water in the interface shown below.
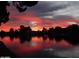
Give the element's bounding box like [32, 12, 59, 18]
[0, 36, 79, 58]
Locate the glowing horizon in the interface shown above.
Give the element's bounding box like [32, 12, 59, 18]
[0, 18, 79, 32]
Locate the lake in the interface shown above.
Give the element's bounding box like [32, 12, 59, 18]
[0, 36, 79, 58]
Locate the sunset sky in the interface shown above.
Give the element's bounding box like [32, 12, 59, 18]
[1, 1, 79, 31]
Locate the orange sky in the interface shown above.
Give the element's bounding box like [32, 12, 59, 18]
[0, 5, 78, 31]
[0, 15, 79, 31]
[0, 2, 78, 32]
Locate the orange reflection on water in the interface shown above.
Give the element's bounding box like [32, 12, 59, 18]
[0, 36, 72, 57]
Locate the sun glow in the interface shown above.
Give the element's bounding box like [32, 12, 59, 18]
[30, 21, 38, 27]
[31, 26, 42, 31]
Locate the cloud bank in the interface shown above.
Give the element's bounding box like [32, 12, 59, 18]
[26, 1, 79, 20]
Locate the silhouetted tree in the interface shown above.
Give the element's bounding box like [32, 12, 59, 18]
[14, 30, 19, 37]
[0, 1, 10, 25]
[54, 26, 62, 35]
[65, 24, 79, 37]
[48, 27, 54, 39]
[9, 28, 15, 39]
[12, 1, 38, 12]
[9, 28, 14, 33]
[19, 25, 32, 42]
[19, 25, 32, 34]
[42, 27, 47, 34]
[0, 1, 38, 25]
[0, 30, 5, 38]
[48, 27, 54, 33]
[19, 25, 25, 32]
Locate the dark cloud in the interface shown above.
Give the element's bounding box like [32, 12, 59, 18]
[8, 1, 79, 20]
[26, 1, 79, 20]
[26, 1, 68, 17]
[53, 15, 75, 20]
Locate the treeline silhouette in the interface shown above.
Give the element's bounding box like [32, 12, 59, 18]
[1, 24, 79, 45]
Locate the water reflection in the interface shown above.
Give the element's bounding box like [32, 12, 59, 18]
[0, 36, 75, 57]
